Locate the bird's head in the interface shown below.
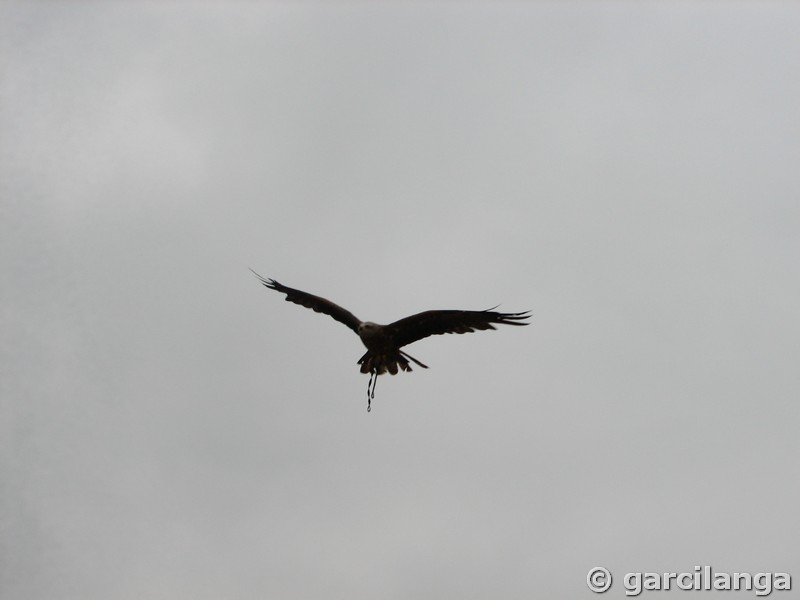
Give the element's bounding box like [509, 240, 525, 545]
[357, 321, 382, 339]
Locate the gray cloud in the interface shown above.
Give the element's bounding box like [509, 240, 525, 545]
[2, 3, 799, 598]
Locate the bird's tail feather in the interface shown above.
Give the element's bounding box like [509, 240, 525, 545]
[399, 350, 428, 370]
[358, 350, 427, 375]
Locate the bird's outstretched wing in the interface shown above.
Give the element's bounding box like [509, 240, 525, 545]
[250, 270, 362, 334]
[385, 308, 531, 348]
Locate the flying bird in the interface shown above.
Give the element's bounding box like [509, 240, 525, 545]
[251, 270, 530, 411]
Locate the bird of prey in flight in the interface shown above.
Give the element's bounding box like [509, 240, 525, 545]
[251, 270, 530, 411]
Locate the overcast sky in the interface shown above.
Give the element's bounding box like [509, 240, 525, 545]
[2, 2, 799, 599]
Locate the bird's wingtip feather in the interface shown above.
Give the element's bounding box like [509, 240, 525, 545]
[249, 268, 280, 290]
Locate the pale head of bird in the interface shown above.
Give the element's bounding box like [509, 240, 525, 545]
[357, 321, 382, 340]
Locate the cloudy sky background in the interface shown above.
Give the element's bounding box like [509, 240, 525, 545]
[2, 2, 799, 598]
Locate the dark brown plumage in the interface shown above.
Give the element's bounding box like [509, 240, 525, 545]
[251, 270, 530, 410]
